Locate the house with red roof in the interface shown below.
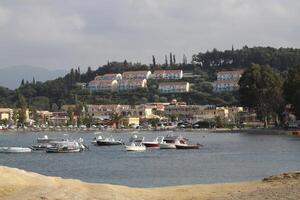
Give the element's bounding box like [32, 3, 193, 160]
[152, 70, 183, 80]
[122, 71, 152, 79]
[213, 69, 245, 92]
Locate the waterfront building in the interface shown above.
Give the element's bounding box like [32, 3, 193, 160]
[213, 70, 244, 92]
[122, 70, 152, 79]
[118, 79, 147, 90]
[0, 108, 13, 121]
[158, 82, 190, 93]
[120, 117, 140, 127]
[152, 70, 183, 80]
[164, 104, 215, 121]
[88, 80, 118, 92]
[87, 104, 130, 120]
[49, 112, 69, 126]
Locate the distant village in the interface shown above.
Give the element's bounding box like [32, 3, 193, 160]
[0, 69, 266, 131]
[86, 69, 243, 93]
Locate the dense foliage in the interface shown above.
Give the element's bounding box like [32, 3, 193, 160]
[193, 46, 300, 72]
[284, 65, 300, 118]
[0, 46, 300, 120]
[239, 64, 284, 125]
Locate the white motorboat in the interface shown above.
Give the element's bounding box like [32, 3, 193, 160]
[125, 143, 146, 151]
[46, 138, 86, 153]
[0, 147, 32, 153]
[159, 135, 187, 149]
[95, 136, 123, 146]
[142, 136, 164, 148]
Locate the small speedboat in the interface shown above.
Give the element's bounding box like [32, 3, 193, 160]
[159, 135, 187, 149]
[46, 145, 82, 153]
[142, 137, 164, 148]
[0, 147, 32, 153]
[94, 136, 123, 146]
[125, 143, 146, 151]
[175, 143, 202, 149]
[292, 130, 300, 135]
[46, 139, 86, 153]
[31, 144, 53, 151]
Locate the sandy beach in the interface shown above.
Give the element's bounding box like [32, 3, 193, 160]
[0, 166, 300, 200]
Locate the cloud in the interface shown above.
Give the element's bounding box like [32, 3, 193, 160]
[0, 0, 299, 70]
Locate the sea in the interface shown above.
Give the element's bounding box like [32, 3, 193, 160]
[1, 130, 300, 187]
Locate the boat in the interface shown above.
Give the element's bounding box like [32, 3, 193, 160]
[0, 147, 32, 153]
[95, 136, 123, 146]
[125, 143, 146, 151]
[159, 135, 187, 149]
[175, 143, 202, 149]
[129, 135, 144, 143]
[142, 137, 164, 148]
[31, 144, 53, 151]
[46, 139, 86, 153]
[292, 130, 300, 135]
[37, 135, 57, 143]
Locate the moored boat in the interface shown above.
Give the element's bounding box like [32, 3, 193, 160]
[292, 130, 300, 135]
[175, 143, 202, 149]
[159, 135, 187, 149]
[125, 143, 146, 151]
[142, 137, 164, 148]
[96, 136, 123, 146]
[31, 144, 53, 151]
[0, 147, 32, 153]
[46, 139, 86, 153]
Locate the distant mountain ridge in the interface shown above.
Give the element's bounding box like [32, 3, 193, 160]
[0, 66, 67, 89]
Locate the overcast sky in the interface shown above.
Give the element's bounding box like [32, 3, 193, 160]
[0, 0, 299, 70]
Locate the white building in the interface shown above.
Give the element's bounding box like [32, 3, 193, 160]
[118, 79, 147, 90]
[88, 80, 118, 92]
[213, 70, 244, 92]
[152, 70, 183, 80]
[122, 71, 152, 79]
[158, 82, 190, 93]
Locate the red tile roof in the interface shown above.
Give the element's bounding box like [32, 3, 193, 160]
[153, 70, 182, 74]
[123, 71, 150, 75]
[159, 82, 188, 86]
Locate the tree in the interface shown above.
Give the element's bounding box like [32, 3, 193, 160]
[239, 64, 284, 127]
[165, 55, 168, 66]
[284, 65, 300, 119]
[173, 54, 176, 65]
[31, 96, 50, 110]
[16, 95, 28, 126]
[170, 53, 173, 66]
[152, 55, 156, 68]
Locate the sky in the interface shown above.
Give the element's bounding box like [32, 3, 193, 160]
[0, 0, 299, 70]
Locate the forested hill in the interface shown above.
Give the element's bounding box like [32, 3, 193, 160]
[1, 46, 300, 109]
[192, 46, 300, 72]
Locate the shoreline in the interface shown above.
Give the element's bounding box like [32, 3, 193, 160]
[1, 166, 300, 200]
[0, 127, 295, 136]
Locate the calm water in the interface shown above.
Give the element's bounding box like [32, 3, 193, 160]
[0, 131, 300, 187]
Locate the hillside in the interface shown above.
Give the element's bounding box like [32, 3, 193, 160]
[1, 46, 300, 109]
